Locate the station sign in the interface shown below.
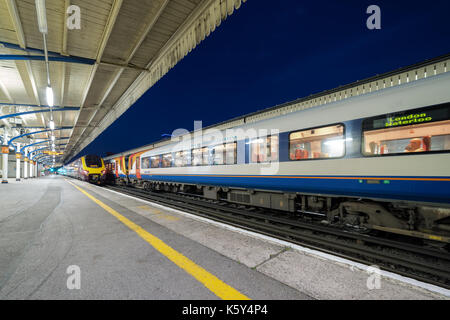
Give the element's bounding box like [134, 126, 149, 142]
[363, 103, 450, 131]
[1, 146, 9, 154]
[43, 151, 64, 156]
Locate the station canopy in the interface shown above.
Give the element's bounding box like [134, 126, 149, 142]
[0, 0, 245, 166]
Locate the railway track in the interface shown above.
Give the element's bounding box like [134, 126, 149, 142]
[105, 184, 450, 290]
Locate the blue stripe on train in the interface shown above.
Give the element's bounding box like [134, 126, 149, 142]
[139, 174, 450, 204]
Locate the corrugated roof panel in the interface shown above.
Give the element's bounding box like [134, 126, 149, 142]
[66, 0, 114, 59]
[82, 63, 117, 107]
[101, 0, 162, 65]
[100, 68, 140, 109]
[64, 63, 93, 106]
[0, 1, 18, 44]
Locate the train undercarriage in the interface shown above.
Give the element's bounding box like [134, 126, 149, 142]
[118, 178, 450, 244]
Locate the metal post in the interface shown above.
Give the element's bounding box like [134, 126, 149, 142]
[30, 159, 33, 178]
[24, 154, 28, 179]
[1, 145, 8, 183]
[16, 142, 21, 181]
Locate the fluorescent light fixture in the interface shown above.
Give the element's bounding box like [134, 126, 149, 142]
[49, 120, 55, 130]
[35, 0, 48, 34]
[46, 86, 53, 107]
[51, 135, 55, 141]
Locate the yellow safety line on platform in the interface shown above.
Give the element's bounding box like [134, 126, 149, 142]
[65, 180, 249, 300]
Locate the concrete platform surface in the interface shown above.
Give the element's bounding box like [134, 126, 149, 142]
[0, 176, 448, 300]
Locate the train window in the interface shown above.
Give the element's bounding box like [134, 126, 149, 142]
[162, 153, 173, 168]
[107, 162, 115, 170]
[175, 151, 190, 167]
[362, 104, 450, 156]
[150, 156, 160, 168]
[192, 147, 209, 166]
[225, 142, 237, 165]
[211, 144, 225, 165]
[289, 124, 345, 160]
[250, 135, 279, 163]
[212, 142, 237, 165]
[124, 156, 130, 171]
[141, 157, 150, 169]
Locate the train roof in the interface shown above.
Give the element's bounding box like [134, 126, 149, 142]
[102, 53, 450, 161]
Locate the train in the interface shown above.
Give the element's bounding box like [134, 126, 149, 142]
[62, 154, 105, 184]
[71, 71, 450, 244]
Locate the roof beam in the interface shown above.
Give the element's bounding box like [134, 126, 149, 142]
[0, 54, 95, 64]
[61, 1, 69, 128]
[0, 102, 66, 108]
[0, 79, 13, 127]
[1, 41, 140, 70]
[0, 107, 80, 120]
[20, 136, 70, 153]
[0, 78, 13, 103]
[4, 0, 45, 131]
[60, 63, 66, 125]
[126, 0, 170, 64]
[4, 0, 26, 49]
[62, 0, 70, 56]
[9, 127, 71, 146]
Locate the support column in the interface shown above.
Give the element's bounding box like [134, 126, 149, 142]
[24, 155, 28, 179]
[35, 162, 38, 178]
[15, 143, 21, 181]
[1, 145, 9, 184]
[29, 159, 33, 178]
[16, 152, 21, 181]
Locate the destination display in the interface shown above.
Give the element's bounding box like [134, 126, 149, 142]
[363, 103, 450, 131]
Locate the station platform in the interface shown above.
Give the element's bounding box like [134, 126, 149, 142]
[0, 176, 448, 300]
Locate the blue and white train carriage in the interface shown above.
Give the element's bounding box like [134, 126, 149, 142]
[125, 71, 450, 242]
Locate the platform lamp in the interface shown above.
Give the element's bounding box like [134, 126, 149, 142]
[36, 0, 55, 143]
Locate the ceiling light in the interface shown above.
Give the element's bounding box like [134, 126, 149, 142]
[46, 86, 53, 107]
[51, 135, 55, 141]
[49, 120, 55, 130]
[35, 0, 48, 34]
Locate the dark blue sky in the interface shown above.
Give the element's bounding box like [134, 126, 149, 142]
[73, 0, 450, 160]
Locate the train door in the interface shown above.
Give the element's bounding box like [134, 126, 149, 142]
[136, 156, 141, 179]
[123, 156, 129, 175]
[114, 158, 120, 178]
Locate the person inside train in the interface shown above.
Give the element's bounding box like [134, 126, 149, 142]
[422, 136, 431, 151]
[368, 141, 378, 155]
[405, 138, 424, 152]
[142, 157, 150, 169]
[294, 143, 309, 159]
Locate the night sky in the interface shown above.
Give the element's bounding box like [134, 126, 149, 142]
[71, 0, 450, 161]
